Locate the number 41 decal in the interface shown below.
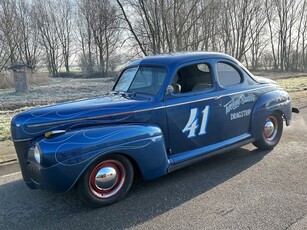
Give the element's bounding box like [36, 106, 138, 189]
[182, 106, 210, 138]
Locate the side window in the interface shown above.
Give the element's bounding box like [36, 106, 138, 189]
[172, 63, 212, 94]
[217, 62, 241, 87]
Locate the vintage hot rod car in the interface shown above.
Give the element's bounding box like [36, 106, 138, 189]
[11, 52, 297, 207]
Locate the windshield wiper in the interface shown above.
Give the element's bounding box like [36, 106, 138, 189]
[123, 91, 136, 98]
[127, 91, 136, 97]
[112, 90, 125, 95]
[112, 90, 136, 98]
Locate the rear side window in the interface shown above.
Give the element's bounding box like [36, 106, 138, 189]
[217, 62, 241, 87]
[172, 63, 212, 94]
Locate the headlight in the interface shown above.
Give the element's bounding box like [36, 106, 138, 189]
[34, 145, 42, 164]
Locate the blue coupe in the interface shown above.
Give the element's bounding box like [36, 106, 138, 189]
[11, 52, 297, 207]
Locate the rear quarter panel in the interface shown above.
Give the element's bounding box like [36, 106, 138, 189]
[251, 89, 292, 140]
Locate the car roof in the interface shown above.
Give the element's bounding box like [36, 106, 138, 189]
[126, 52, 239, 68]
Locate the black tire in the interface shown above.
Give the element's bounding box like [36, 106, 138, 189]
[78, 154, 134, 207]
[253, 111, 283, 150]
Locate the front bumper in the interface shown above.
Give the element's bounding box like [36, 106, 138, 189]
[292, 107, 300, 113]
[14, 141, 87, 193]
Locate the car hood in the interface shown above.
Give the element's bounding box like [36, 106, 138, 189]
[11, 93, 158, 141]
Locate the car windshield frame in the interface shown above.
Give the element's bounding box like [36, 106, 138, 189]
[113, 66, 168, 96]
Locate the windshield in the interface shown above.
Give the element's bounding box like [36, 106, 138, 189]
[114, 66, 167, 95]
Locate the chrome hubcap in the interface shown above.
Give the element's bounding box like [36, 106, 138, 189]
[263, 116, 278, 141]
[89, 160, 126, 199]
[264, 121, 274, 137]
[95, 167, 118, 190]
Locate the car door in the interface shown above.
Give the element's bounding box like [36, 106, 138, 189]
[215, 61, 259, 141]
[165, 61, 222, 155]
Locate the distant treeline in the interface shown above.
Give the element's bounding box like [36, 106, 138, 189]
[0, 0, 307, 77]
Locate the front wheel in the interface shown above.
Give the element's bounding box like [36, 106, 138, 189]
[253, 112, 283, 150]
[78, 154, 134, 207]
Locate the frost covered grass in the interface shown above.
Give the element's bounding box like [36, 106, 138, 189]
[0, 77, 114, 111]
[0, 114, 11, 141]
[0, 77, 114, 140]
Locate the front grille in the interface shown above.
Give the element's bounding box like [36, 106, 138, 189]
[27, 162, 41, 183]
[14, 141, 31, 182]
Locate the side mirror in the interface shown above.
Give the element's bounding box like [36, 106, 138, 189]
[166, 85, 174, 94]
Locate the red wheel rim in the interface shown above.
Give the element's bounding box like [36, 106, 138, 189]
[89, 160, 126, 198]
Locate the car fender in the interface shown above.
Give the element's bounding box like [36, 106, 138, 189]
[251, 90, 292, 140]
[37, 124, 169, 192]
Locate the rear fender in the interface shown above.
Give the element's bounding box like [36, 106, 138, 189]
[251, 90, 292, 140]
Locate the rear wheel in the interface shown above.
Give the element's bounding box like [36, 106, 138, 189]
[78, 154, 134, 207]
[253, 112, 283, 150]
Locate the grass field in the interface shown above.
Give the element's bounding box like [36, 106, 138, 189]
[276, 76, 307, 91]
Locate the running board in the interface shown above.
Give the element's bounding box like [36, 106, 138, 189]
[167, 138, 255, 173]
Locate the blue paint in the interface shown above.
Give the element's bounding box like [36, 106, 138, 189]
[11, 52, 293, 194]
[36, 124, 168, 192]
[169, 133, 252, 164]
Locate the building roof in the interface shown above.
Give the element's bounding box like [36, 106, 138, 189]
[8, 64, 30, 71]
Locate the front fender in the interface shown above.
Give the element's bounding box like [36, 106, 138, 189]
[37, 124, 169, 192]
[251, 90, 292, 140]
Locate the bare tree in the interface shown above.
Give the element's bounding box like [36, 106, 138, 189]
[279, 0, 299, 71]
[78, 0, 121, 76]
[77, 0, 95, 74]
[1, 0, 307, 75]
[219, 0, 263, 61]
[15, 0, 40, 70]
[0, 0, 18, 66]
[32, 0, 62, 77]
[54, 0, 74, 73]
[117, 0, 213, 55]
[293, 0, 307, 71]
[247, 1, 268, 69]
[265, 0, 301, 71]
[302, 1, 307, 70]
[0, 2, 11, 71]
[116, 0, 147, 55]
